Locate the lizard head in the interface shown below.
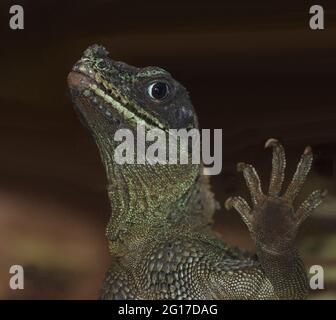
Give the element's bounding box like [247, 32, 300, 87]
[67, 44, 197, 134]
[68, 45, 202, 240]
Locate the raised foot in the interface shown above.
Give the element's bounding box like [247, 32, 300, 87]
[225, 138, 327, 253]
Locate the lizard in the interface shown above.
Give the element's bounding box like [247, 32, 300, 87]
[67, 44, 326, 299]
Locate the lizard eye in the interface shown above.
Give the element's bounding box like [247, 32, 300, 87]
[147, 82, 170, 101]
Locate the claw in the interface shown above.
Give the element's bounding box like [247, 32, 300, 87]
[264, 138, 279, 149]
[237, 162, 246, 172]
[303, 146, 312, 155]
[225, 197, 234, 210]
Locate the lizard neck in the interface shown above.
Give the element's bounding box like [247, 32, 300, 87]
[96, 136, 211, 256]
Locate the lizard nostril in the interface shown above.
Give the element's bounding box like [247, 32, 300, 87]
[97, 60, 107, 69]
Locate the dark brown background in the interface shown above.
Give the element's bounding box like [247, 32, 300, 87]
[0, 0, 336, 299]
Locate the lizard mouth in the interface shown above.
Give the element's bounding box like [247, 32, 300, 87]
[68, 67, 124, 124]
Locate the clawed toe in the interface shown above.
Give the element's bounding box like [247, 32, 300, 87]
[295, 189, 327, 225]
[265, 138, 286, 197]
[225, 196, 252, 229]
[236, 162, 263, 206]
[284, 145, 313, 202]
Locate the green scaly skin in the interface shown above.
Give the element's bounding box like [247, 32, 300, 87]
[68, 45, 326, 299]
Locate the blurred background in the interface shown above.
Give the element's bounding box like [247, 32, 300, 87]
[0, 0, 336, 299]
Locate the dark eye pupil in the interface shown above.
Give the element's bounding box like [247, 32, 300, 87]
[149, 82, 169, 100]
